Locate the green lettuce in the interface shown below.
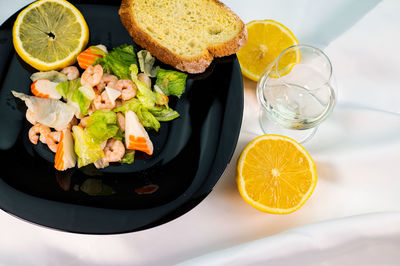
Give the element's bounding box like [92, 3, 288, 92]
[121, 150, 135, 164]
[56, 78, 81, 98]
[56, 79, 95, 115]
[113, 98, 142, 113]
[154, 85, 169, 107]
[86, 110, 119, 144]
[156, 68, 187, 97]
[130, 64, 156, 108]
[148, 106, 180, 121]
[130, 64, 166, 107]
[98, 44, 138, 79]
[72, 126, 104, 168]
[141, 109, 160, 131]
[113, 128, 125, 141]
[113, 99, 160, 131]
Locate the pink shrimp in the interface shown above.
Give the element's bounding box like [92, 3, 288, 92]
[60, 66, 80, 80]
[104, 139, 125, 162]
[97, 74, 118, 91]
[116, 112, 125, 132]
[81, 64, 103, 87]
[26, 110, 37, 125]
[28, 124, 51, 145]
[115, 79, 137, 101]
[46, 131, 61, 153]
[138, 73, 151, 88]
[92, 91, 116, 110]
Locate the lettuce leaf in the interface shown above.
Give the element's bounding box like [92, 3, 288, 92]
[153, 85, 169, 107]
[56, 79, 95, 115]
[99, 44, 138, 79]
[129, 64, 168, 108]
[113, 98, 141, 113]
[113, 99, 160, 131]
[156, 68, 187, 97]
[140, 109, 160, 131]
[121, 150, 135, 164]
[56, 78, 81, 99]
[113, 128, 125, 141]
[148, 106, 180, 121]
[86, 110, 119, 144]
[72, 126, 104, 168]
[73, 86, 95, 116]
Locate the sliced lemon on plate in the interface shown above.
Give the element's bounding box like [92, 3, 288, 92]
[236, 135, 317, 214]
[237, 19, 299, 81]
[12, 0, 89, 71]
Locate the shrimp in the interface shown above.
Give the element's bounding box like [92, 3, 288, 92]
[81, 64, 103, 87]
[138, 73, 151, 88]
[92, 91, 116, 110]
[28, 124, 51, 145]
[116, 112, 125, 132]
[26, 110, 37, 125]
[46, 131, 61, 153]
[97, 74, 118, 91]
[115, 79, 137, 101]
[60, 66, 79, 80]
[104, 139, 125, 162]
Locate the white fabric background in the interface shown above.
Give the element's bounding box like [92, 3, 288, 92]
[1, 0, 400, 265]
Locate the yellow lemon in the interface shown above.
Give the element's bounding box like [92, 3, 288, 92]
[12, 0, 89, 71]
[237, 20, 299, 81]
[236, 135, 317, 214]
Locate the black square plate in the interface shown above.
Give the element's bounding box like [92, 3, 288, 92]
[0, 0, 243, 234]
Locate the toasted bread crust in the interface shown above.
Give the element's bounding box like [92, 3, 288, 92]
[119, 0, 247, 73]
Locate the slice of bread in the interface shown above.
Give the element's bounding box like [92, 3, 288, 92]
[119, 0, 247, 73]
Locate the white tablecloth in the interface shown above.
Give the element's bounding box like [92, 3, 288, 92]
[1, 0, 400, 265]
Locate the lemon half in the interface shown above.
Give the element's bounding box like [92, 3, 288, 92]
[236, 135, 317, 214]
[237, 20, 299, 81]
[13, 0, 89, 71]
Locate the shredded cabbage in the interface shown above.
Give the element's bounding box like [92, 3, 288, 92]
[30, 70, 68, 83]
[12, 91, 75, 130]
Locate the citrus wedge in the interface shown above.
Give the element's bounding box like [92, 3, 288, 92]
[236, 135, 317, 214]
[237, 20, 299, 81]
[12, 0, 89, 71]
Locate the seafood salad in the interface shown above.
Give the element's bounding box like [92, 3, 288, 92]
[12, 44, 187, 171]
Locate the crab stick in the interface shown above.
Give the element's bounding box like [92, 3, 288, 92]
[125, 110, 153, 155]
[54, 129, 76, 171]
[31, 79, 62, 99]
[77, 46, 105, 69]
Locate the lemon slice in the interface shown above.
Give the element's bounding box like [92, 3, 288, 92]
[236, 135, 317, 214]
[237, 20, 299, 81]
[12, 0, 89, 71]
